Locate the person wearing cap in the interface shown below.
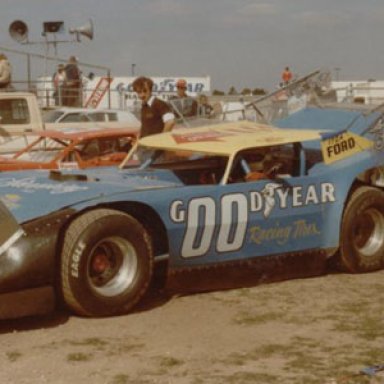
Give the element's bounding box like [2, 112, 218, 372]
[52, 64, 66, 105]
[0, 54, 12, 90]
[132, 76, 175, 138]
[63, 56, 82, 106]
[170, 79, 198, 119]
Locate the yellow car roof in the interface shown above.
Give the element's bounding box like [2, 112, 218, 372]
[139, 121, 322, 156]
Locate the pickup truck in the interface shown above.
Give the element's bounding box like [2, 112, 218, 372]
[0, 92, 140, 153]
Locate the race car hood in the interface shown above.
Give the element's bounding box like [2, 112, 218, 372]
[0, 167, 181, 224]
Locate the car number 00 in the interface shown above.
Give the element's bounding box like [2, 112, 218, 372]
[172, 195, 248, 258]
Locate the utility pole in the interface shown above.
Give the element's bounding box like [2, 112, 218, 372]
[334, 67, 341, 81]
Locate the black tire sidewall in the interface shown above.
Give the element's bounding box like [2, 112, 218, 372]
[63, 211, 152, 316]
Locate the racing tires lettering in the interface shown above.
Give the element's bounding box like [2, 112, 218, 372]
[339, 186, 384, 273]
[61, 209, 153, 317]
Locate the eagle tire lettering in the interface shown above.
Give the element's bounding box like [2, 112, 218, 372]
[70, 242, 86, 278]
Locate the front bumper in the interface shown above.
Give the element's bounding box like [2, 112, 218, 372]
[0, 208, 76, 320]
[0, 286, 55, 319]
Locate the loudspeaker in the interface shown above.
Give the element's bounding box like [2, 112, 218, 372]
[9, 20, 28, 43]
[69, 19, 94, 41]
[43, 21, 64, 34]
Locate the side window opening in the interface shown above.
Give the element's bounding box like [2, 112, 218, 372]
[229, 144, 299, 183]
[0, 99, 30, 124]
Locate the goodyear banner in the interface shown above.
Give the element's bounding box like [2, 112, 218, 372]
[321, 130, 373, 165]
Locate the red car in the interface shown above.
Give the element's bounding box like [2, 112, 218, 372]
[0, 128, 138, 171]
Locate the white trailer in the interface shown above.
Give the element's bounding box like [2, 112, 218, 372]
[331, 80, 384, 105]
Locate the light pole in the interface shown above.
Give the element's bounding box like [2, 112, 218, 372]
[131, 63, 136, 77]
[334, 67, 341, 81]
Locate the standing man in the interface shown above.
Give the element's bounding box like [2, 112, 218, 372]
[132, 76, 175, 138]
[64, 56, 82, 106]
[52, 64, 66, 105]
[281, 67, 293, 86]
[171, 79, 198, 118]
[0, 54, 12, 90]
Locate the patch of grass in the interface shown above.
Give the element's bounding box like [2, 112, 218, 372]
[256, 344, 293, 357]
[189, 377, 205, 384]
[233, 310, 282, 325]
[363, 347, 384, 364]
[357, 318, 384, 341]
[286, 349, 325, 372]
[157, 356, 184, 368]
[332, 316, 383, 341]
[220, 371, 278, 384]
[66, 352, 93, 362]
[6, 350, 22, 362]
[69, 337, 108, 349]
[220, 352, 248, 366]
[290, 336, 323, 349]
[109, 374, 130, 384]
[139, 356, 185, 377]
[111, 343, 145, 355]
[219, 339, 380, 384]
[221, 344, 292, 367]
[113, 377, 152, 384]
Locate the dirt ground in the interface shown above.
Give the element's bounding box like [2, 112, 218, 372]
[0, 269, 383, 384]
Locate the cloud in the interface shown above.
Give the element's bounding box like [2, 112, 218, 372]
[364, 6, 384, 22]
[142, 0, 193, 16]
[237, 2, 279, 16]
[293, 10, 352, 27]
[218, 1, 280, 27]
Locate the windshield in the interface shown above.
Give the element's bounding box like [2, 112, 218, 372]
[121, 139, 306, 185]
[125, 145, 229, 185]
[43, 110, 65, 123]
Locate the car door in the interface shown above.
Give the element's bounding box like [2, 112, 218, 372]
[165, 144, 334, 268]
[214, 144, 335, 260]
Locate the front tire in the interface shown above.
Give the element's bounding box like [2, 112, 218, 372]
[61, 209, 153, 317]
[339, 186, 384, 273]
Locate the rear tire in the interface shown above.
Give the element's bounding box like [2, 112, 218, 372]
[61, 209, 153, 317]
[339, 186, 384, 273]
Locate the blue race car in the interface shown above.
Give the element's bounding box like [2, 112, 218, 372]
[0, 118, 383, 319]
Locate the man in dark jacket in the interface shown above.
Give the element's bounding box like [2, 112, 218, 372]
[132, 76, 175, 138]
[63, 56, 82, 106]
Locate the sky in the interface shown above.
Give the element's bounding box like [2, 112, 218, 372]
[1, 0, 384, 93]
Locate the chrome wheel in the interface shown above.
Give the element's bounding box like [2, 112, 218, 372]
[353, 208, 384, 257]
[87, 236, 138, 297]
[339, 187, 384, 273]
